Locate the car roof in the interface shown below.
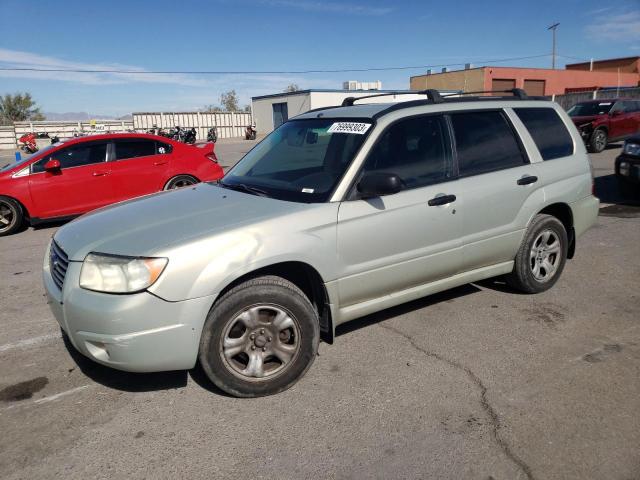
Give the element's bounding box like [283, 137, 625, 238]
[294, 97, 555, 121]
[50, 132, 177, 147]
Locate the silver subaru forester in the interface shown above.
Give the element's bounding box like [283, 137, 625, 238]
[44, 90, 599, 397]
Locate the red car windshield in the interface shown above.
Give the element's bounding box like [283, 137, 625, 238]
[567, 102, 614, 117]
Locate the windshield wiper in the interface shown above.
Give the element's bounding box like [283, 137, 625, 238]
[219, 181, 269, 197]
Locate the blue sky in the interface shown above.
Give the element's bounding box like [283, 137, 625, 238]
[0, 0, 638, 116]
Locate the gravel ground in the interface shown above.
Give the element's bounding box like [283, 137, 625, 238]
[0, 141, 638, 480]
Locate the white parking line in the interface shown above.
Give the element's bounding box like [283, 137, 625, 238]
[0, 332, 62, 353]
[34, 385, 90, 404]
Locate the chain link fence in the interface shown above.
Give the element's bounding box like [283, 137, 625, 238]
[553, 87, 640, 111]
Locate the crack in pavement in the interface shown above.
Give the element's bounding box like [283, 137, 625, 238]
[379, 323, 535, 480]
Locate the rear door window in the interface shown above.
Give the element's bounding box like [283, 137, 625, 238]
[113, 139, 157, 160]
[449, 110, 527, 177]
[514, 108, 574, 160]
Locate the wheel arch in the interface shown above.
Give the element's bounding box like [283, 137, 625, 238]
[216, 261, 335, 344]
[537, 202, 575, 259]
[0, 194, 30, 220]
[163, 174, 200, 190]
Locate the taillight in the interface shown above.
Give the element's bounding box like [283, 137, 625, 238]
[206, 152, 218, 163]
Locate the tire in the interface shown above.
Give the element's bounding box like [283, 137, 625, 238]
[505, 214, 568, 294]
[198, 275, 320, 397]
[589, 129, 607, 153]
[164, 175, 198, 190]
[0, 196, 24, 237]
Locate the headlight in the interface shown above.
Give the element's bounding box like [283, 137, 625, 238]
[80, 253, 168, 293]
[623, 142, 640, 156]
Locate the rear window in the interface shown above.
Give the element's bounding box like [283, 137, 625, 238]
[113, 139, 156, 160]
[514, 108, 574, 161]
[450, 110, 527, 177]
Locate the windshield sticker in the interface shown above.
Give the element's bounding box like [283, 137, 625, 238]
[327, 122, 371, 135]
[301, 188, 315, 193]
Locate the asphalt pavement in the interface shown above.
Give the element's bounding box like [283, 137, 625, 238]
[0, 141, 638, 480]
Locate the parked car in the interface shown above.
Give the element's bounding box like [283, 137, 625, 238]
[0, 133, 222, 236]
[43, 90, 599, 397]
[567, 98, 640, 153]
[615, 135, 640, 197]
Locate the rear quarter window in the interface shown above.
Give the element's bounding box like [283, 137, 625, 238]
[514, 108, 574, 161]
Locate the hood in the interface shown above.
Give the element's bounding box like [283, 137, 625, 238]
[570, 115, 603, 126]
[54, 183, 311, 260]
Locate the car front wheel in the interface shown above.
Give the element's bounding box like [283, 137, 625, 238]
[506, 214, 568, 294]
[0, 196, 24, 237]
[198, 275, 320, 397]
[589, 129, 607, 153]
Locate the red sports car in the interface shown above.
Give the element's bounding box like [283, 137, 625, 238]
[0, 133, 224, 236]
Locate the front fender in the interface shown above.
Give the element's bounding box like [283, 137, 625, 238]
[148, 204, 340, 302]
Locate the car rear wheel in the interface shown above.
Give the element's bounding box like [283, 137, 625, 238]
[505, 214, 568, 294]
[0, 196, 24, 237]
[164, 175, 198, 190]
[589, 129, 607, 153]
[198, 275, 320, 397]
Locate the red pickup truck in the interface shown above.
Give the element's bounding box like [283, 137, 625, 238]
[568, 98, 640, 153]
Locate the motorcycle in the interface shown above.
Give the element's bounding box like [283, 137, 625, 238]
[207, 127, 218, 143]
[183, 127, 197, 144]
[245, 123, 257, 140]
[18, 132, 38, 153]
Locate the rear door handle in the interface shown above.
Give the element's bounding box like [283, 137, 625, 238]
[428, 194, 456, 206]
[517, 175, 538, 186]
[92, 171, 109, 177]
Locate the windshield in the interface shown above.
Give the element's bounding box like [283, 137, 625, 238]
[222, 118, 372, 202]
[567, 101, 614, 117]
[0, 144, 57, 173]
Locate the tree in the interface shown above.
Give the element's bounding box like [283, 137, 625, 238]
[284, 83, 300, 93]
[0, 92, 45, 124]
[219, 90, 239, 112]
[202, 104, 222, 112]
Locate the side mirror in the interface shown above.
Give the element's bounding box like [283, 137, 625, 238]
[44, 159, 61, 172]
[610, 110, 623, 117]
[357, 172, 402, 198]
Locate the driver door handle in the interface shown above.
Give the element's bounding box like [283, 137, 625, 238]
[154, 161, 168, 166]
[517, 175, 538, 186]
[428, 194, 456, 206]
[92, 171, 109, 177]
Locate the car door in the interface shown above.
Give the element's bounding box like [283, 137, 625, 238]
[448, 109, 541, 271]
[107, 138, 170, 201]
[607, 101, 630, 140]
[28, 140, 112, 218]
[336, 114, 463, 307]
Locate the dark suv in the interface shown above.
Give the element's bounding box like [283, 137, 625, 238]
[567, 98, 640, 153]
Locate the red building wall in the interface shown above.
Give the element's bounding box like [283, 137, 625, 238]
[481, 67, 640, 96]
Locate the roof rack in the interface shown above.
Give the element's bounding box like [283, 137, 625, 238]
[341, 88, 528, 108]
[442, 88, 528, 99]
[341, 89, 444, 107]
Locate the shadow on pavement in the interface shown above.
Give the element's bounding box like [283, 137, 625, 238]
[336, 284, 481, 337]
[594, 174, 640, 208]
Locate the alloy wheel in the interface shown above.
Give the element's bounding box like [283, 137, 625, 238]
[0, 201, 16, 233]
[529, 229, 562, 282]
[220, 304, 301, 381]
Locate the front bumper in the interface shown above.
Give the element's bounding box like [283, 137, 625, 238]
[43, 242, 216, 372]
[615, 154, 640, 185]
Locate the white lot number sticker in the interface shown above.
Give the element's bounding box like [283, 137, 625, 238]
[327, 122, 371, 135]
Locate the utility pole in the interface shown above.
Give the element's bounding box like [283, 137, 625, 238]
[548, 23, 560, 69]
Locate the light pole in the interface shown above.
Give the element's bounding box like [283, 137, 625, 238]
[548, 23, 560, 69]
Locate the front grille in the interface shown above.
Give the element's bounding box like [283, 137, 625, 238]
[49, 240, 69, 290]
